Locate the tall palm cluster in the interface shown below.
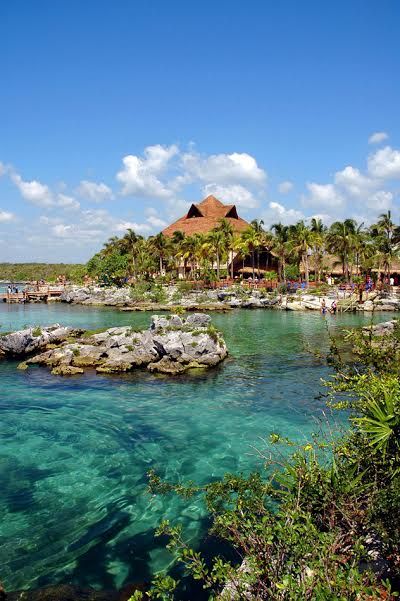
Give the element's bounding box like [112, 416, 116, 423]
[87, 211, 400, 284]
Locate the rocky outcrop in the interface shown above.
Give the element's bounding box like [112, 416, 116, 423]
[61, 286, 133, 306]
[362, 319, 398, 337]
[363, 296, 400, 311]
[20, 314, 227, 376]
[0, 324, 83, 357]
[56, 283, 400, 313]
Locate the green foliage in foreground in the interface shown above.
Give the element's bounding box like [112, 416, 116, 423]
[0, 263, 86, 283]
[132, 322, 400, 600]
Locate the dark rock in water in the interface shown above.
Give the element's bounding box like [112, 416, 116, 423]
[5, 582, 147, 601]
[0, 582, 6, 601]
[5, 583, 117, 600]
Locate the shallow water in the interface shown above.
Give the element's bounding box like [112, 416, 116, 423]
[0, 303, 393, 592]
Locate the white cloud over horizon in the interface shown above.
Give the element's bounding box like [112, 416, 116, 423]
[1, 138, 399, 262]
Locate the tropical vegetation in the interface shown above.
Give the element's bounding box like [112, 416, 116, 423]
[2, 211, 399, 287]
[129, 319, 400, 600]
[86, 211, 400, 286]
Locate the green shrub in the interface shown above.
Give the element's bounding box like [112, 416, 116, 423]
[140, 316, 400, 599]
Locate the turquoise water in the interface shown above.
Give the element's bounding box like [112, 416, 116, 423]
[0, 303, 393, 592]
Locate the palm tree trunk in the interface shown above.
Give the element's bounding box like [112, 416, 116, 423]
[159, 256, 163, 275]
[216, 251, 220, 280]
[252, 250, 255, 280]
[304, 254, 309, 287]
[230, 250, 234, 280]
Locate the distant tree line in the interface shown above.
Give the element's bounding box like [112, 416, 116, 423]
[86, 210, 400, 285]
[0, 263, 86, 283]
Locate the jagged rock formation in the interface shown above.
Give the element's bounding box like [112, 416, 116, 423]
[7, 314, 227, 375]
[0, 324, 83, 357]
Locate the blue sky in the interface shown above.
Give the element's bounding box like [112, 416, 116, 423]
[0, 0, 399, 262]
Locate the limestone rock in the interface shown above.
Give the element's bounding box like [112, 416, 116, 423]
[12, 314, 227, 376]
[363, 319, 397, 337]
[0, 325, 83, 357]
[185, 313, 211, 327]
[52, 365, 84, 376]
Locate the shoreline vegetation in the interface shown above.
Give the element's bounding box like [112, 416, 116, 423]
[2, 211, 399, 313]
[2, 211, 400, 290]
[130, 319, 400, 599]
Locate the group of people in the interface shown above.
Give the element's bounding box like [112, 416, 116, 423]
[320, 298, 337, 315]
[6, 285, 19, 294]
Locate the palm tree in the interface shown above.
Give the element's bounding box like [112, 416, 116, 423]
[148, 232, 169, 275]
[206, 229, 227, 280]
[180, 235, 198, 279]
[121, 228, 143, 278]
[102, 235, 121, 256]
[171, 231, 186, 278]
[310, 218, 327, 283]
[241, 226, 263, 280]
[215, 218, 235, 279]
[288, 221, 313, 286]
[271, 223, 289, 282]
[370, 211, 400, 280]
[326, 219, 358, 283]
[250, 219, 267, 277]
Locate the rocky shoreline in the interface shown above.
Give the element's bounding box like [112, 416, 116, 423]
[58, 285, 400, 313]
[0, 314, 227, 375]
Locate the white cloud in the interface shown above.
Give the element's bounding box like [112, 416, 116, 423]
[0, 210, 15, 223]
[57, 194, 81, 211]
[334, 165, 376, 197]
[278, 180, 293, 194]
[52, 224, 72, 237]
[261, 201, 304, 226]
[115, 221, 152, 234]
[10, 172, 54, 207]
[0, 162, 6, 177]
[368, 131, 388, 145]
[182, 151, 266, 185]
[146, 213, 168, 229]
[302, 182, 344, 208]
[368, 146, 400, 179]
[117, 144, 178, 198]
[202, 183, 259, 209]
[366, 190, 393, 211]
[78, 180, 114, 202]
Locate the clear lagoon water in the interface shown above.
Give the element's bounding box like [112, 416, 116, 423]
[0, 302, 393, 592]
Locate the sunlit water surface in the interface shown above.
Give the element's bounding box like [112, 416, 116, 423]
[0, 302, 393, 592]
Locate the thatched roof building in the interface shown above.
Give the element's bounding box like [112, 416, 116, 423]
[162, 195, 249, 237]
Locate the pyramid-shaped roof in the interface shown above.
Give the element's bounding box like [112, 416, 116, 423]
[162, 195, 249, 237]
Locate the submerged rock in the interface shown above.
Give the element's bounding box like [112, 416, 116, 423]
[19, 314, 227, 376]
[5, 582, 146, 600]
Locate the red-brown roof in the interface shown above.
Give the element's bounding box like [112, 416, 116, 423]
[162, 195, 249, 237]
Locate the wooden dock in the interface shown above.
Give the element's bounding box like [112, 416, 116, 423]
[1, 287, 65, 303]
